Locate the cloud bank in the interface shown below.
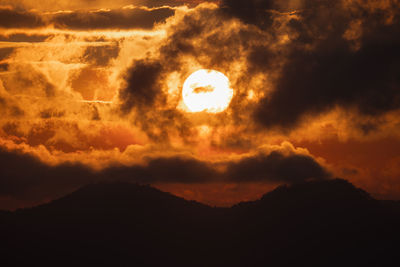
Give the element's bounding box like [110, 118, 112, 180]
[0, 142, 330, 209]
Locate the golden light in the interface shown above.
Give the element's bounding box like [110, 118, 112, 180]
[182, 69, 234, 113]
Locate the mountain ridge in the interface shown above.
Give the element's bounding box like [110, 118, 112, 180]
[6, 178, 379, 213]
[2, 178, 400, 267]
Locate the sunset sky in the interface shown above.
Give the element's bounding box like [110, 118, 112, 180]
[1, 0, 399, 210]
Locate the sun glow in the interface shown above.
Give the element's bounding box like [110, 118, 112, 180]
[182, 69, 234, 113]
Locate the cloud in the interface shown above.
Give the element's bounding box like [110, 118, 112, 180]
[225, 151, 331, 183]
[0, 6, 175, 30]
[246, 0, 400, 130]
[0, 147, 94, 200]
[119, 59, 164, 112]
[0, 7, 45, 28]
[1, 64, 56, 97]
[102, 156, 216, 184]
[82, 45, 120, 66]
[70, 66, 116, 100]
[3, 1, 399, 144]
[0, 47, 14, 61]
[0, 142, 330, 208]
[0, 0, 208, 11]
[194, 1, 400, 133]
[0, 33, 51, 43]
[220, 0, 276, 28]
[51, 7, 176, 30]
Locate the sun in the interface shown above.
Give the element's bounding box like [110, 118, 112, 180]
[182, 69, 234, 113]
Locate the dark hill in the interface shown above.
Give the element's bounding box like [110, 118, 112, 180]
[2, 179, 399, 267]
[31, 182, 211, 216]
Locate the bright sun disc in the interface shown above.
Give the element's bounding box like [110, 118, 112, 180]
[182, 69, 234, 113]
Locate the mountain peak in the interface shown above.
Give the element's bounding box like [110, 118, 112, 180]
[29, 181, 209, 214]
[261, 178, 373, 202]
[233, 178, 375, 210]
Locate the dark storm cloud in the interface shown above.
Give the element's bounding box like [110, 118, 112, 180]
[0, 148, 94, 200]
[0, 148, 211, 200]
[0, 149, 216, 203]
[255, 35, 400, 129]
[0, 33, 52, 43]
[220, 0, 276, 28]
[197, 0, 400, 131]
[119, 59, 164, 113]
[158, 6, 259, 70]
[83, 45, 120, 66]
[51, 7, 175, 30]
[103, 157, 216, 184]
[0, 6, 174, 30]
[0, 47, 14, 61]
[253, 1, 400, 129]
[0, 63, 8, 71]
[0, 147, 330, 203]
[0, 8, 45, 28]
[226, 151, 331, 183]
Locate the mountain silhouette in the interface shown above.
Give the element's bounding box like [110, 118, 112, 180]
[2, 179, 399, 267]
